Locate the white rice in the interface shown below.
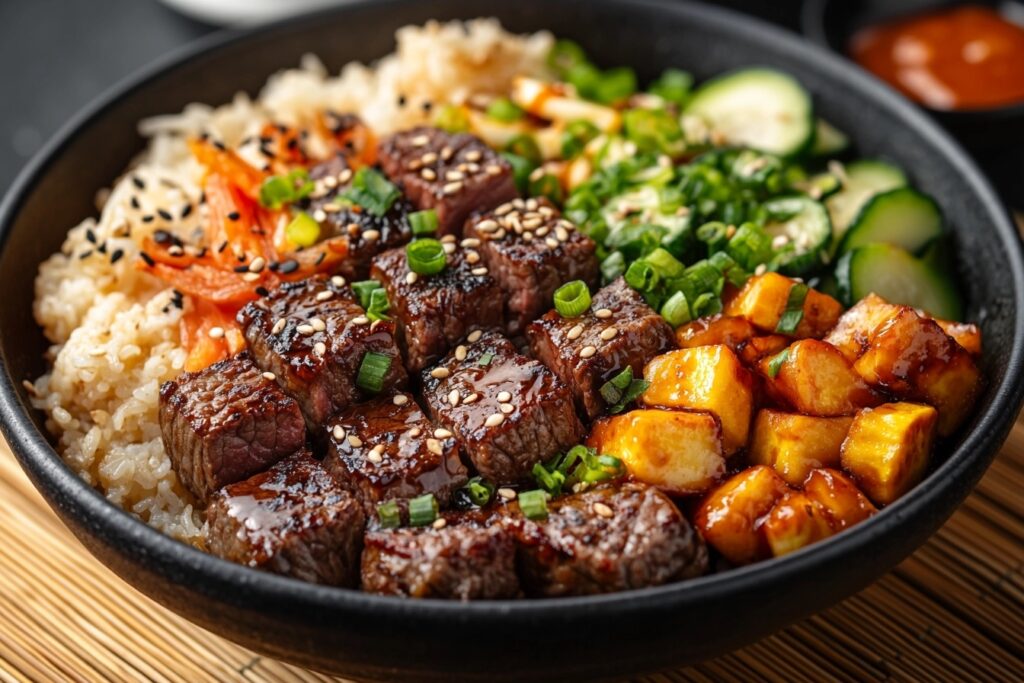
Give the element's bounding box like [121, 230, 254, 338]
[29, 20, 553, 544]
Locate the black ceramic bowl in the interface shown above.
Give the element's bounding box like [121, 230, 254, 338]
[1, 1, 1023, 681]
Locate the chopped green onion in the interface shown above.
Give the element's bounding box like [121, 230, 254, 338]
[408, 209, 439, 236]
[776, 283, 809, 334]
[341, 167, 400, 217]
[352, 279, 381, 308]
[644, 248, 687, 280]
[518, 489, 549, 520]
[408, 494, 439, 527]
[767, 348, 791, 378]
[529, 173, 564, 204]
[366, 287, 390, 321]
[661, 291, 691, 327]
[560, 119, 600, 159]
[624, 260, 659, 293]
[463, 477, 495, 507]
[623, 108, 683, 154]
[532, 462, 566, 496]
[600, 251, 626, 283]
[356, 352, 392, 393]
[285, 211, 320, 248]
[486, 97, 525, 122]
[259, 169, 314, 210]
[406, 238, 447, 275]
[599, 366, 650, 414]
[478, 352, 494, 366]
[592, 67, 637, 105]
[553, 280, 592, 317]
[548, 39, 589, 77]
[649, 68, 693, 106]
[579, 454, 626, 483]
[376, 500, 401, 528]
[434, 104, 469, 133]
[501, 152, 536, 194]
[506, 134, 542, 165]
[727, 222, 773, 271]
[692, 291, 723, 318]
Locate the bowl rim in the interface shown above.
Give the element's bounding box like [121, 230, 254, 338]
[1, 0, 1023, 624]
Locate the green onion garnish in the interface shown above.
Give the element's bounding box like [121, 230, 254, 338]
[776, 283, 809, 334]
[406, 238, 447, 275]
[598, 366, 650, 414]
[727, 222, 773, 271]
[259, 169, 314, 210]
[463, 477, 495, 507]
[408, 493, 439, 527]
[478, 352, 494, 367]
[767, 348, 791, 378]
[578, 454, 626, 483]
[285, 211, 320, 248]
[622, 108, 683, 154]
[486, 97, 525, 122]
[434, 104, 469, 133]
[624, 261, 659, 294]
[660, 291, 691, 327]
[366, 287, 390, 321]
[505, 134, 542, 165]
[376, 500, 401, 528]
[356, 352, 392, 393]
[501, 152, 536, 194]
[409, 209, 439, 236]
[532, 462, 566, 496]
[553, 280, 592, 318]
[592, 67, 637, 105]
[528, 173, 564, 205]
[352, 279, 381, 308]
[341, 167, 400, 217]
[600, 252, 626, 283]
[518, 489, 549, 520]
[560, 119, 600, 159]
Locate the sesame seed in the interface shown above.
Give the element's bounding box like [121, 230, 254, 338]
[486, 164, 503, 176]
[352, 316, 370, 325]
[600, 327, 619, 341]
[296, 324, 315, 335]
[465, 150, 482, 162]
[467, 330, 483, 343]
[445, 170, 464, 181]
[476, 220, 498, 233]
[348, 435, 363, 448]
[248, 257, 266, 273]
[440, 146, 454, 161]
[323, 202, 342, 213]
[460, 238, 480, 248]
[497, 487, 516, 500]
[316, 290, 333, 302]
[442, 242, 456, 254]
[485, 413, 505, 427]
[447, 389, 461, 406]
[434, 428, 453, 439]
[471, 267, 488, 276]
[754, 263, 767, 276]
[593, 502, 614, 518]
[262, 372, 276, 381]
[310, 317, 326, 331]
[168, 245, 184, 256]
[522, 232, 534, 242]
[491, 228, 507, 240]
[405, 271, 419, 285]
[771, 235, 790, 249]
[367, 450, 383, 464]
[500, 403, 515, 414]
[580, 345, 597, 358]
[411, 134, 430, 146]
[421, 152, 438, 164]
[454, 345, 468, 361]
[594, 308, 613, 319]
[331, 275, 346, 287]
[440, 234, 456, 243]
[363, 229, 380, 242]
[313, 341, 327, 356]
[333, 425, 346, 441]
[430, 367, 451, 379]
[497, 391, 512, 403]
[522, 218, 543, 230]
[443, 181, 463, 195]
[432, 517, 448, 529]
[242, 272, 260, 282]
[567, 324, 585, 340]
[555, 226, 569, 242]
[545, 237, 559, 248]
[323, 175, 338, 189]
[465, 251, 480, 264]
[426, 438, 443, 455]
[208, 326, 225, 339]
[272, 318, 286, 334]
[409, 427, 423, 437]
[227, 211, 241, 221]
[494, 203, 513, 216]
[421, 168, 437, 180]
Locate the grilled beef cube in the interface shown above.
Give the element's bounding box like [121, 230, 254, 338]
[361, 516, 520, 599]
[377, 127, 517, 234]
[421, 331, 583, 483]
[305, 155, 414, 280]
[465, 198, 599, 334]
[238, 276, 407, 429]
[527, 277, 675, 419]
[323, 392, 469, 514]
[158, 352, 306, 503]
[506, 483, 708, 597]
[370, 240, 503, 372]
[207, 452, 365, 586]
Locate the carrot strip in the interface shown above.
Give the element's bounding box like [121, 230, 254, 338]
[188, 138, 266, 198]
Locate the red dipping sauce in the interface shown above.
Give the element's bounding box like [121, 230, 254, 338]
[850, 5, 1024, 110]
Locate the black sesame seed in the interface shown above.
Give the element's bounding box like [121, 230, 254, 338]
[142, 215, 155, 223]
[153, 230, 172, 244]
[97, 242, 107, 254]
[279, 259, 299, 274]
[213, 140, 226, 151]
[131, 176, 145, 190]
[199, 191, 207, 205]
[233, 265, 250, 273]
[85, 228, 97, 244]
[259, 146, 274, 158]
[181, 204, 193, 219]
[286, 137, 298, 150]
[397, 95, 407, 107]
[157, 209, 173, 221]
[255, 286, 270, 297]
[268, 261, 280, 272]
[139, 252, 155, 267]
[130, 196, 141, 209]
[110, 249, 124, 264]
[315, 251, 326, 265]
[217, 240, 228, 253]
[79, 250, 93, 260]
[227, 211, 241, 221]
[422, 100, 433, 112]
[195, 247, 207, 258]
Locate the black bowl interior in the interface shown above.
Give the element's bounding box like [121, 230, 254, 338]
[1, 1, 1023, 680]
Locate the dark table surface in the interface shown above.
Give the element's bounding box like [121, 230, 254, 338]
[0, 0, 1019, 203]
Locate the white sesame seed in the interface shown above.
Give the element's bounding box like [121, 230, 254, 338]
[333, 425, 345, 441]
[411, 134, 430, 146]
[465, 150, 482, 162]
[567, 324, 585, 340]
[600, 327, 619, 341]
[467, 330, 483, 343]
[497, 391, 512, 403]
[522, 232, 534, 242]
[393, 394, 409, 406]
[409, 427, 422, 437]
[555, 226, 569, 242]
[421, 168, 437, 180]
[331, 275, 346, 287]
[433, 428, 453, 439]
[296, 324, 315, 335]
[491, 228, 507, 240]
[323, 175, 338, 189]
[580, 345, 597, 358]
[497, 487, 516, 500]
[593, 502, 614, 518]
[454, 345, 468, 361]
[243, 272, 260, 282]
[494, 202, 513, 216]
[168, 245, 184, 256]
[352, 315, 370, 325]
[594, 308, 613, 319]
[465, 251, 480, 264]
[440, 234, 457, 243]
[310, 317, 326, 331]
[441, 146, 454, 160]
[272, 318, 286, 334]
[771, 235, 790, 249]
[348, 435, 363, 448]
[443, 181, 464, 195]
[431, 367, 451, 379]
[404, 271, 418, 285]
[448, 389, 461, 406]
[476, 219, 498, 232]
[313, 209, 327, 223]
[463, 392, 480, 404]
[500, 403, 515, 415]
[486, 164, 503, 176]
[522, 217, 543, 230]
[367, 451, 383, 464]
[545, 237, 559, 248]
[446, 170, 464, 181]
[208, 326, 225, 339]
[432, 517, 448, 529]
[485, 413, 505, 427]
[754, 263, 768, 276]
[248, 257, 266, 273]
[339, 169, 353, 183]
[316, 290, 333, 302]
[471, 267, 488, 276]
[461, 237, 481, 248]
[426, 438, 444, 456]
[442, 242, 456, 255]
[313, 341, 327, 356]
[262, 371, 276, 381]
[363, 229, 380, 242]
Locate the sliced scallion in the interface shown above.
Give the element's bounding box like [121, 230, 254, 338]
[528, 173, 564, 204]
[352, 279, 381, 308]
[408, 493, 439, 526]
[356, 352, 392, 393]
[366, 287, 390, 321]
[486, 97, 525, 122]
[767, 348, 791, 378]
[406, 238, 447, 275]
[518, 489, 549, 520]
[553, 280, 592, 318]
[463, 477, 495, 507]
[776, 283, 809, 334]
[285, 211, 320, 248]
[660, 290, 691, 327]
[341, 167, 400, 217]
[376, 500, 401, 528]
[598, 366, 650, 414]
[409, 209, 439, 236]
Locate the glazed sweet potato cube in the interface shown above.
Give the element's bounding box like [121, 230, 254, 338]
[675, 315, 757, 351]
[737, 335, 789, 367]
[759, 340, 879, 416]
[824, 293, 899, 362]
[748, 410, 853, 486]
[641, 346, 754, 454]
[587, 409, 726, 495]
[840, 403, 938, 505]
[762, 492, 834, 558]
[853, 309, 981, 436]
[693, 465, 790, 565]
[935, 319, 982, 356]
[724, 273, 842, 339]
[802, 468, 876, 531]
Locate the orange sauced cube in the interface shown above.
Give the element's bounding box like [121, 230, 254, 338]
[748, 410, 853, 486]
[762, 492, 834, 558]
[824, 293, 900, 362]
[759, 339, 879, 416]
[675, 315, 757, 351]
[724, 272, 842, 339]
[801, 468, 877, 531]
[694, 466, 790, 565]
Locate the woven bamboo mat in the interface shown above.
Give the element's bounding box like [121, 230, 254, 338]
[0, 423, 1021, 682]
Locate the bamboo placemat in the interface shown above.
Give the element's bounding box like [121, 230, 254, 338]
[0, 422, 1021, 682]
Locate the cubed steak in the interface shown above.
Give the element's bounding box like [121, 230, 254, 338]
[377, 127, 517, 234]
[370, 240, 503, 372]
[527, 277, 676, 419]
[158, 352, 306, 503]
[361, 516, 520, 599]
[420, 331, 583, 483]
[506, 483, 708, 597]
[237, 276, 407, 429]
[304, 154, 414, 280]
[323, 391, 469, 513]
[465, 198, 599, 334]
[207, 452, 365, 586]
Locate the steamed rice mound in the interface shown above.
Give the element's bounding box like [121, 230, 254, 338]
[30, 20, 553, 544]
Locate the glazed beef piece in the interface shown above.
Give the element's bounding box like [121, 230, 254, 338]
[377, 127, 517, 234]
[370, 240, 504, 372]
[527, 277, 676, 419]
[506, 483, 708, 597]
[207, 452, 365, 586]
[304, 155, 414, 280]
[323, 392, 469, 514]
[465, 198, 598, 334]
[158, 352, 306, 503]
[420, 331, 583, 484]
[361, 516, 520, 599]
[237, 276, 407, 429]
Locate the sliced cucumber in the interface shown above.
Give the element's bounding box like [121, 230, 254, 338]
[684, 68, 813, 157]
[838, 187, 943, 256]
[825, 160, 907, 242]
[763, 195, 832, 276]
[835, 243, 962, 320]
[795, 171, 842, 200]
[811, 118, 849, 156]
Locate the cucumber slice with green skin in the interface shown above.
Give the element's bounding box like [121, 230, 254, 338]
[826, 159, 907, 241]
[835, 243, 963, 320]
[762, 195, 832, 276]
[684, 68, 814, 157]
[811, 118, 849, 156]
[837, 187, 943, 256]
